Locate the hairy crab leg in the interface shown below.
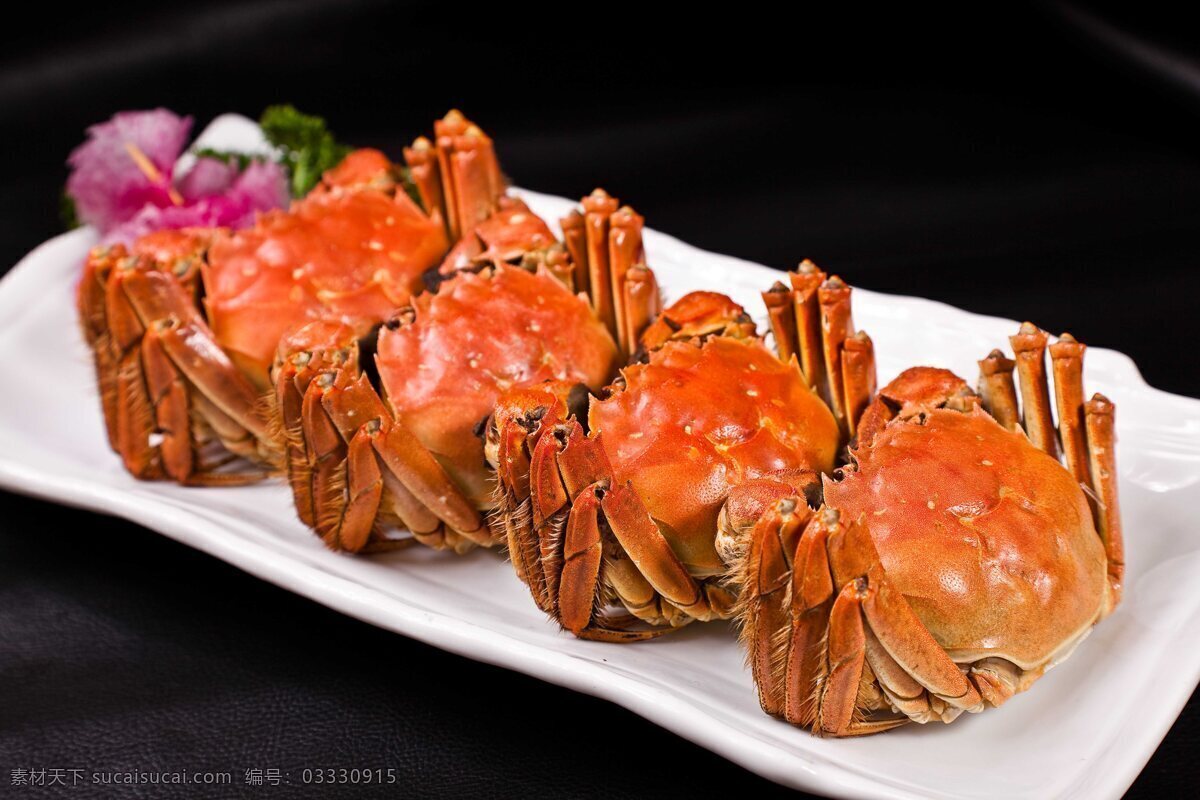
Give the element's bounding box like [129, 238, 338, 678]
[977, 349, 1021, 431]
[826, 514, 984, 715]
[841, 332, 876, 441]
[560, 209, 589, 298]
[434, 112, 503, 241]
[581, 189, 620, 338]
[79, 248, 121, 452]
[820, 578, 870, 735]
[301, 372, 352, 546]
[559, 482, 607, 633]
[372, 415, 490, 548]
[1010, 322, 1059, 457]
[326, 371, 489, 552]
[742, 503, 910, 734]
[1049, 333, 1090, 485]
[762, 283, 799, 363]
[140, 325, 193, 482]
[562, 190, 655, 357]
[1086, 394, 1124, 608]
[403, 137, 447, 234]
[600, 482, 728, 622]
[790, 261, 827, 391]
[274, 354, 319, 526]
[818, 277, 854, 438]
[762, 263, 874, 440]
[104, 266, 163, 479]
[556, 485, 678, 643]
[608, 206, 646, 356]
[783, 508, 839, 726]
[736, 498, 812, 718]
[1005, 326, 1123, 607]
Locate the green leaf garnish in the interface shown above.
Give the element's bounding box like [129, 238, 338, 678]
[259, 105, 352, 198]
[60, 191, 80, 230]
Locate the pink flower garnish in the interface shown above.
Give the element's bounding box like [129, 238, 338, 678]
[104, 160, 289, 246]
[66, 109, 193, 233]
[66, 109, 292, 245]
[177, 156, 239, 202]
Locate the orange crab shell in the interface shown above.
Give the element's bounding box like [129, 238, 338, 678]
[377, 265, 619, 508]
[201, 149, 448, 381]
[590, 336, 840, 575]
[438, 198, 558, 276]
[826, 394, 1108, 669]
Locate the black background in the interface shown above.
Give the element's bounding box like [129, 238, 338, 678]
[1, 1, 1197, 797]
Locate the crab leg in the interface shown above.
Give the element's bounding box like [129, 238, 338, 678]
[372, 405, 489, 547]
[608, 206, 646, 356]
[861, 626, 931, 723]
[1085, 394, 1124, 607]
[841, 332, 876, 440]
[338, 425, 386, 553]
[827, 515, 984, 714]
[621, 265, 661, 359]
[1049, 333, 1090, 484]
[308, 374, 387, 552]
[560, 209, 589, 297]
[559, 483, 608, 634]
[738, 498, 812, 717]
[819, 277, 854, 437]
[104, 271, 162, 479]
[763, 264, 874, 437]
[79, 249, 122, 452]
[978, 349, 1021, 431]
[520, 422, 574, 610]
[783, 507, 839, 726]
[581, 189, 620, 337]
[790, 261, 827, 391]
[337, 373, 488, 549]
[819, 579, 870, 734]
[554, 487, 679, 642]
[402, 137, 446, 233]
[433, 111, 503, 241]
[274, 355, 318, 526]
[1010, 322, 1059, 457]
[517, 420, 691, 640]
[140, 326, 193, 482]
[601, 481, 719, 620]
[762, 282, 799, 363]
[377, 468, 446, 551]
[302, 373, 351, 545]
[561, 190, 653, 356]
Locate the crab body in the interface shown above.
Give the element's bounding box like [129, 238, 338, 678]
[592, 336, 838, 578]
[78, 113, 509, 485]
[273, 264, 620, 554]
[735, 327, 1123, 736]
[489, 282, 872, 640]
[203, 148, 448, 381]
[271, 185, 667, 554]
[379, 265, 620, 509]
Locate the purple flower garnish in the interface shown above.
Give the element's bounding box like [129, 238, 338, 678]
[66, 109, 291, 244]
[67, 109, 193, 233]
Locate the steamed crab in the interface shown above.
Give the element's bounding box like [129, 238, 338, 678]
[732, 323, 1122, 735]
[487, 266, 875, 640]
[271, 188, 665, 553]
[77, 112, 502, 484]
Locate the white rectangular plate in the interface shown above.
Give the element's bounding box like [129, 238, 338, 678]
[3, 115, 1198, 800]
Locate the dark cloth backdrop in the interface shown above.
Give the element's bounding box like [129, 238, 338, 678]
[1, 2, 1196, 797]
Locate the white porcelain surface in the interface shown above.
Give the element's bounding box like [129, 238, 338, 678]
[2, 116, 1198, 799]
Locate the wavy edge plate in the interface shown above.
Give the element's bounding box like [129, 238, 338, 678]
[3, 114, 1199, 800]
